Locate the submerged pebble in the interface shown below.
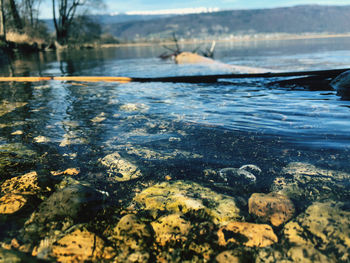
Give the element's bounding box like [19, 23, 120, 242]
[217, 221, 278, 247]
[100, 152, 143, 181]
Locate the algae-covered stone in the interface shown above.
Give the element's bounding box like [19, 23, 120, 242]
[287, 246, 332, 263]
[100, 152, 143, 181]
[272, 162, 350, 202]
[215, 250, 250, 263]
[151, 213, 192, 246]
[133, 181, 241, 224]
[51, 229, 114, 262]
[248, 193, 295, 227]
[283, 201, 350, 261]
[218, 164, 260, 186]
[0, 194, 27, 214]
[217, 222, 278, 247]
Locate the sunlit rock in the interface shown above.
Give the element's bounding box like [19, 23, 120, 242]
[283, 201, 350, 261]
[51, 228, 114, 262]
[151, 213, 192, 246]
[133, 181, 241, 224]
[0, 194, 27, 214]
[248, 192, 295, 227]
[0, 101, 27, 117]
[287, 246, 332, 263]
[271, 162, 350, 202]
[0, 171, 49, 197]
[100, 152, 143, 181]
[217, 222, 278, 247]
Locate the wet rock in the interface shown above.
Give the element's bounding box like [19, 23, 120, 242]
[120, 103, 149, 112]
[33, 136, 50, 143]
[119, 145, 203, 161]
[133, 180, 241, 224]
[283, 201, 350, 261]
[0, 171, 49, 197]
[51, 228, 114, 262]
[11, 130, 23, 136]
[50, 168, 80, 176]
[215, 250, 251, 263]
[100, 152, 143, 181]
[0, 101, 28, 118]
[0, 247, 38, 263]
[0, 143, 37, 178]
[271, 162, 350, 202]
[248, 193, 295, 227]
[218, 164, 260, 187]
[188, 242, 214, 262]
[33, 184, 104, 224]
[151, 213, 192, 246]
[59, 131, 88, 147]
[90, 112, 107, 123]
[217, 222, 278, 247]
[0, 194, 27, 214]
[112, 214, 152, 262]
[287, 245, 332, 263]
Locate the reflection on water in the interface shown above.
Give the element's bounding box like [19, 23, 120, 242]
[0, 38, 350, 262]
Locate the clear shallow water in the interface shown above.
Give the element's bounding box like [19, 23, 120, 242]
[0, 37, 350, 261]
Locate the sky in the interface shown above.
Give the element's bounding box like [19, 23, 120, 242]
[40, 0, 350, 18]
[105, 0, 350, 13]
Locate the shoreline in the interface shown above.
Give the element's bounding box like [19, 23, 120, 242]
[100, 33, 350, 48]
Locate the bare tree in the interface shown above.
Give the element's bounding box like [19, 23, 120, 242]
[0, 0, 5, 40]
[52, 0, 103, 45]
[23, 0, 41, 27]
[8, 0, 22, 31]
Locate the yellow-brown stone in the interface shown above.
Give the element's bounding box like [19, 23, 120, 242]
[217, 222, 278, 247]
[248, 193, 295, 227]
[151, 213, 192, 246]
[51, 229, 114, 262]
[133, 181, 241, 224]
[0, 171, 43, 195]
[0, 194, 27, 214]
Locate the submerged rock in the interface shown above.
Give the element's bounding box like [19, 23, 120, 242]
[0, 101, 28, 118]
[0, 247, 38, 263]
[283, 201, 350, 261]
[248, 192, 295, 227]
[271, 162, 350, 203]
[151, 213, 192, 246]
[119, 103, 149, 112]
[112, 214, 152, 262]
[100, 152, 143, 182]
[133, 180, 241, 224]
[0, 194, 27, 215]
[217, 222, 278, 248]
[51, 228, 114, 262]
[330, 70, 350, 99]
[33, 136, 50, 143]
[215, 164, 260, 188]
[0, 171, 49, 197]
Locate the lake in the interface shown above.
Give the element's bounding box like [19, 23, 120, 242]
[0, 37, 350, 262]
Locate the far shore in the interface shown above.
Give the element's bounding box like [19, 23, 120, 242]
[100, 33, 350, 48]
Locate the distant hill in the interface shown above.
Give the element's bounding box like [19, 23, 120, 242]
[101, 5, 350, 40]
